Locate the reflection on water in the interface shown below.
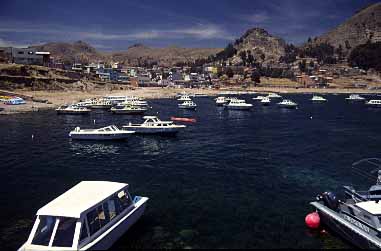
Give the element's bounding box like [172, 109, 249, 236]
[226, 109, 251, 120]
[70, 141, 120, 156]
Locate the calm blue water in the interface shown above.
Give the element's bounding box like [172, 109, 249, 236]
[1, 94, 381, 249]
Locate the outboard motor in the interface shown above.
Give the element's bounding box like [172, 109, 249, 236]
[320, 192, 339, 211]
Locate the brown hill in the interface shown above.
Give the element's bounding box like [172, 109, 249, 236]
[309, 3, 381, 53]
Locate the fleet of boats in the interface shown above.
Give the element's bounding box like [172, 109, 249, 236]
[18, 181, 148, 251]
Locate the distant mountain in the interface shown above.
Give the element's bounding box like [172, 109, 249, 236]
[307, 3, 381, 53]
[33, 41, 106, 64]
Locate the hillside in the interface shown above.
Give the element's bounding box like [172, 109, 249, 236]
[308, 3, 381, 53]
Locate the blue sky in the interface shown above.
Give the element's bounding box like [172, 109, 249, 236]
[0, 0, 379, 50]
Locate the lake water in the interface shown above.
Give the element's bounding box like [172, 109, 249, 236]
[1, 94, 381, 249]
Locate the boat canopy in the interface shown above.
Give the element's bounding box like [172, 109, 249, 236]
[37, 181, 128, 218]
[356, 201, 381, 215]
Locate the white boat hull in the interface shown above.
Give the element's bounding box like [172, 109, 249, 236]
[178, 105, 197, 110]
[123, 126, 183, 135]
[111, 109, 146, 115]
[70, 133, 132, 140]
[278, 104, 297, 109]
[56, 110, 91, 115]
[91, 105, 113, 109]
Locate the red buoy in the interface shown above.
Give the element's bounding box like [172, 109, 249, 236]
[305, 212, 320, 229]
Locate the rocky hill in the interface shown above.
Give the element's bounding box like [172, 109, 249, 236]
[229, 28, 287, 65]
[308, 3, 381, 53]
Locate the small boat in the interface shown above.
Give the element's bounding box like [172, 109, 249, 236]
[308, 159, 381, 249]
[56, 104, 91, 115]
[252, 96, 266, 101]
[4, 97, 26, 105]
[69, 125, 135, 140]
[18, 181, 148, 251]
[261, 97, 271, 106]
[171, 117, 197, 123]
[177, 95, 192, 101]
[215, 96, 228, 106]
[311, 95, 328, 102]
[90, 99, 113, 109]
[110, 105, 147, 115]
[123, 116, 186, 135]
[366, 100, 381, 108]
[224, 99, 253, 110]
[178, 100, 197, 110]
[346, 94, 366, 102]
[117, 100, 149, 107]
[277, 99, 298, 109]
[267, 93, 282, 99]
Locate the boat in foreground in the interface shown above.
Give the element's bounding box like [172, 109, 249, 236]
[69, 125, 135, 140]
[308, 159, 381, 249]
[366, 100, 381, 108]
[56, 105, 91, 115]
[110, 105, 147, 115]
[123, 116, 186, 135]
[224, 99, 253, 110]
[277, 99, 298, 109]
[18, 181, 148, 251]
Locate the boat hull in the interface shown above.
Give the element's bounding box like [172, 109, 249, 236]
[225, 106, 252, 110]
[111, 109, 146, 115]
[178, 106, 197, 110]
[123, 126, 182, 135]
[366, 104, 381, 108]
[69, 133, 132, 140]
[278, 104, 297, 109]
[311, 202, 381, 249]
[91, 105, 113, 109]
[56, 110, 91, 115]
[84, 197, 148, 250]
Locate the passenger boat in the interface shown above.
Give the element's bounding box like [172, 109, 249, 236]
[110, 105, 147, 115]
[178, 100, 197, 110]
[277, 99, 298, 109]
[177, 95, 192, 101]
[76, 99, 96, 108]
[346, 94, 366, 102]
[90, 100, 113, 109]
[103, 96, 143, 104]
[261, 97, 271, 106]
[215, 96, 228, 106]
[123, 116, 186, 135]
[18, 181, 148, 251]
[267, 93, 282, 99]
[366, 100, 381, 108]
[69, 125, 135, 140]
[308, 159, 381, 249]
[311, 95, 328, 102]
[224, 99, 253, 110]
[56, 105, 91, 115]
[252, 96, 266, 101]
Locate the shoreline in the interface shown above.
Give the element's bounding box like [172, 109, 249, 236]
[1, 87, 380, 115]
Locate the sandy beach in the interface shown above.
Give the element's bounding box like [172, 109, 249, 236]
[1, 86, 381, 114]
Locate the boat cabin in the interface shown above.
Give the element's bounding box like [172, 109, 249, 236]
[142, 116, 173, 126]
[22, 181, 136, 250]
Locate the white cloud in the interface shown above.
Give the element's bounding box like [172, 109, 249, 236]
[241, 12, 269, 24]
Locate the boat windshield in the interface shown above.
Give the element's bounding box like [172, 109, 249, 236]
[31, 216, 77, 248]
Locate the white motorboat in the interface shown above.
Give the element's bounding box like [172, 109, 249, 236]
[177, 95, 192, 101]
[90, 99, 113, 109]
[260, 97, 271, 106]
[346, 94, 366, 102]
[76, 99, 96, 108]
[252, 96, 266, 101]
[311, 95, 328, 102]
[277, 99, 298, 109]
[56, 104, 91, 115]
[18, 181, 148, 251]
[178, 100, 197, 110]
[366, 100, 381, 108]
[110, 105, 147, 115]
[103, 95, 143, 104]
[215, 96, 228, 106]
[117, 100, 149, 107]
[69, 125, 135, 140]
[224, 99, 253, 110]
[267, 93, 282, 99]
[123, 116, 186, 135]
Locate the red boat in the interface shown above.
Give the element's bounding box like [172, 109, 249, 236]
[171, 117, 197, 123]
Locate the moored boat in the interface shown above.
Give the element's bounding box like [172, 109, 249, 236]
[311, 95, 328, 102]
[178, 100, 197, 110]
[69, 125, 135, 140]
[215, 96, 228, 106]
[110, 105, 147, 115]
[123, 116, 186, 135]
[366, 100, 381, 108]
[277, 99, 298, 109]
[346, 94, 366, 102]
[267, 93, 282, 99]
[261, 97, 271, 106]
[177, 95, 192, 101]
[56, 104, 91, 115]
[225, 99, 253, 110]
[252, 96, 266, 101]
[91, 100, 113, 109]
[18, 181, 148, 251]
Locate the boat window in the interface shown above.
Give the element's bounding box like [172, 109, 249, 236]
[79, 220, 89, 241]
[31, 216, 56, 246]
[86, 204, 110, 236]
[116, 190, 132, 212]
[52, 217, 77, 247]
[107, 199, 118, 220]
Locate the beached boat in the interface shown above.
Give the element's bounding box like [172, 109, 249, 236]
[4, 97, 26, 105]
[346, 94, 366, 102]
[90, 100, 113, 109]
[178, 100, 197, 110]
[123, 116, 186, 135]
[267, 93, 282, 99]
[308, 159, 381, 249]
[69, 125, 135, 140]
[215, 96, 228, 106]
[225, 99, 253, 110]
[56, 105, 91, 115]
[252, 96, 266, 101]
[366, 100, 381, 108]
[277, 99, 298, 109]
[110, 105, 147, 115]
[177, 95, 192, 101]
[18, 181, 148, 251]
[311, 95, 328, 102]
[261, 97, 271, 106]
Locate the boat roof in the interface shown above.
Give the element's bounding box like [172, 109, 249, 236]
[143, 116, 159, 119]
[37, 181, 128, 218]
[356, 201, 381, 215]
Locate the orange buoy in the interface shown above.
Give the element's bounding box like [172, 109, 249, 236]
[305, 212, 320, 229]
